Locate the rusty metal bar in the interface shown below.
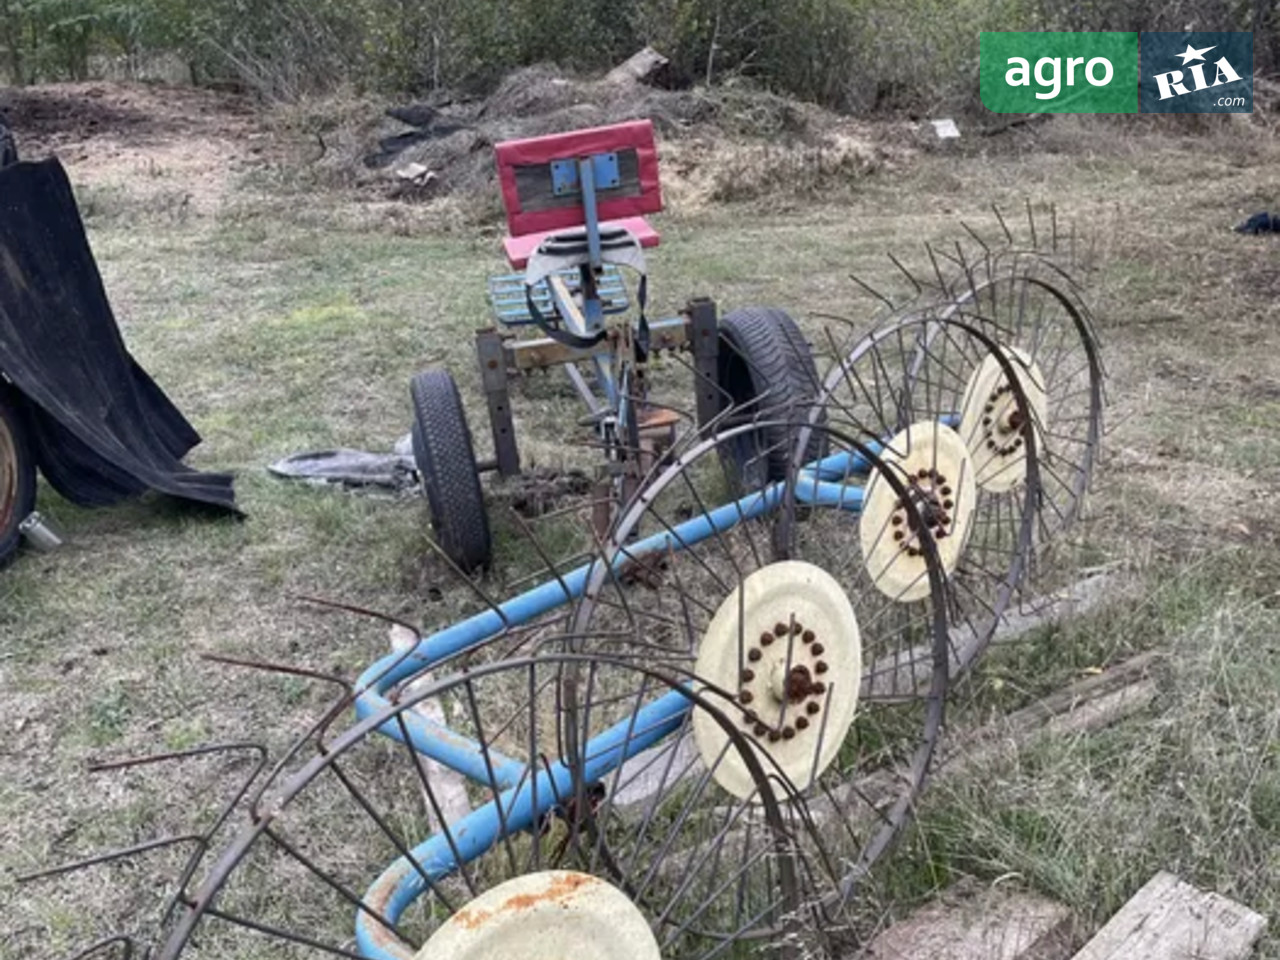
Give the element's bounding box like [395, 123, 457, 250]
[475, 327, 520, 477]
[688, 297, 720, 429]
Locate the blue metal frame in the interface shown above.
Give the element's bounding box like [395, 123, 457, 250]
[351, 444, 878, 958]
[485, 147, 653, 450]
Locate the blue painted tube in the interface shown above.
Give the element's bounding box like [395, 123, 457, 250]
[795, 474, 864, 511]
[352, 483, 783, 784]
[355, 688, 692, 959]
[580, 156, 603, 270]
[808, 414, 963, 480]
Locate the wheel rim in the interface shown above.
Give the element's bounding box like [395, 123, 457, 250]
[937, 251, 1104, 546]
[138, 655, 811, 960]
[418, 871, 661, 960]
[570, 416, 953, 921]
[799, 312, 1043, 678]
[0, 411, 19, 534]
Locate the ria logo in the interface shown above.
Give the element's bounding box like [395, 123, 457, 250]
[1152, 42, 1242, 100]
[1141, 32, 1252, 112]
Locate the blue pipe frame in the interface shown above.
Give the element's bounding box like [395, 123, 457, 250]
[351, 459, 871, 957]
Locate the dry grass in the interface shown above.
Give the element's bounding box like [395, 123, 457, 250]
[3, 93, 1280, 957]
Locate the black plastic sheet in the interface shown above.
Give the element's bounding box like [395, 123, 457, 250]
[0, 157, 239, 513]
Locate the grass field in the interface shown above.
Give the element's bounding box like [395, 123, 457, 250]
[4, 95, 1280, 957]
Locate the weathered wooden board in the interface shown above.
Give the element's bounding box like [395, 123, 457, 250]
[389, 624, 472, 829]
[1071, 871, 1266, 960]
[864, 884, 1074, 960]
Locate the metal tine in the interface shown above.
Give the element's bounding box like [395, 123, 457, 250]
[508, 508, 582, 623]
[1050, 203, 1059, 253]
[195, 652, 366, 812]
[1026, 198, 1038, 248]
[820, 323, 891, 439]
[421, 535, 519, 632]
[59, 935, 136, 960]
[885, 251, 924, 294]
[504, 549, 596, 592]
[200, 652, 352, 695]
[931, 242, 964, 273]
[925, 242, 952, 299]
[570, 657, 605, 865]
[17, 833, 206, 883]
[953, 241, 981, 312]
[666, 342, 737, 412]
[200, 633, 478, 837]
[460, 673, 522, 875]
[20, 739, 269, 925]
[88, 739, 267, 775]
[200, 905, 369, 959]
[992, 203, 1014, 243]
[325, 755, 465, 910]
[94, 740, 269, 900]
[959, 220, 990, 254]
[260, 823, 410, 942]
[848, 271, 895, 310]
[291, 593, 421, 637]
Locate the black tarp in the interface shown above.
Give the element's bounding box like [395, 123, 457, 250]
[0, 157, 239, 513]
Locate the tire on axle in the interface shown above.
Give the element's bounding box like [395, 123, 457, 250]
[715, 306, 824, 489]
[410, 368, 492, 573]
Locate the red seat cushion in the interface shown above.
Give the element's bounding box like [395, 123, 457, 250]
[502, 216, 661, 269]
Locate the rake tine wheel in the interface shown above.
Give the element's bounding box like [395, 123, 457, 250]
[47, 655, 841, 960]
[567, 411, 955, 950]
[808, 217, 1103, 678]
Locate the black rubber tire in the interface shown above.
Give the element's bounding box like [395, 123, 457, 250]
[0, 122, 18, 167]
[0, 384, 37, 568]
[716, 306, 825, 488]
[410, 369, 492, 573]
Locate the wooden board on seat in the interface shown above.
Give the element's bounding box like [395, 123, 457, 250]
[494, 120, 663, 238]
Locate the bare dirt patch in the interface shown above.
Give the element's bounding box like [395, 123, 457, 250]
[0, 82, 273, 211]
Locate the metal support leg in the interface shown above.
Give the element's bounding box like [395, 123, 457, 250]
[688, 297, 720, 429]
[475, 328, 520, 477]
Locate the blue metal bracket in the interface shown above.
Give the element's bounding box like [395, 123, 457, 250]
[550, 152, 620, 197]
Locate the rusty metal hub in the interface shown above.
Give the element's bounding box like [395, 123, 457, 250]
[959, 346, 1047, 493]
[860, 421, 977, 603]
[693, 561, 861, 798]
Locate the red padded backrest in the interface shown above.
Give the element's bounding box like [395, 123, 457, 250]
[494, 120, 663, 238]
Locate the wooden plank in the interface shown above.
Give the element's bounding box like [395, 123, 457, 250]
[514, 147, 643, 214]
[864, 883, 1074, 960]
[861, 573, 1124, 701]
[389, 625, 472, 830]
[1071, 872, 1266, 960]
[939, 652, 1162, 775]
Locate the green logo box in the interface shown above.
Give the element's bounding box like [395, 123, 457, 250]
[981, 32, 1139, 113]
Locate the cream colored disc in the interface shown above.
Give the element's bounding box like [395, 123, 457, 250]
[693, 561, 861, 799]
[860, 421, 977, 603]
[958, 346, 1047, 493]
[418, 870, 660, 960]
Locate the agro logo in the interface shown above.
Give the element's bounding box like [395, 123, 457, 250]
[1141, 32, 1252, 113]
[979, 32, 1138, 113]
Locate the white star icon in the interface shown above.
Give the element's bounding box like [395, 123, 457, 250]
[1176, 43, 1215, 65]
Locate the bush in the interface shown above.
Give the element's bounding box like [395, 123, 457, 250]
[0, 0, 1276, 114]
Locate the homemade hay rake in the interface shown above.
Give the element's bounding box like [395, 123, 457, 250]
[20, 185, 1103, 957]
[407, 120, 822, 572]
